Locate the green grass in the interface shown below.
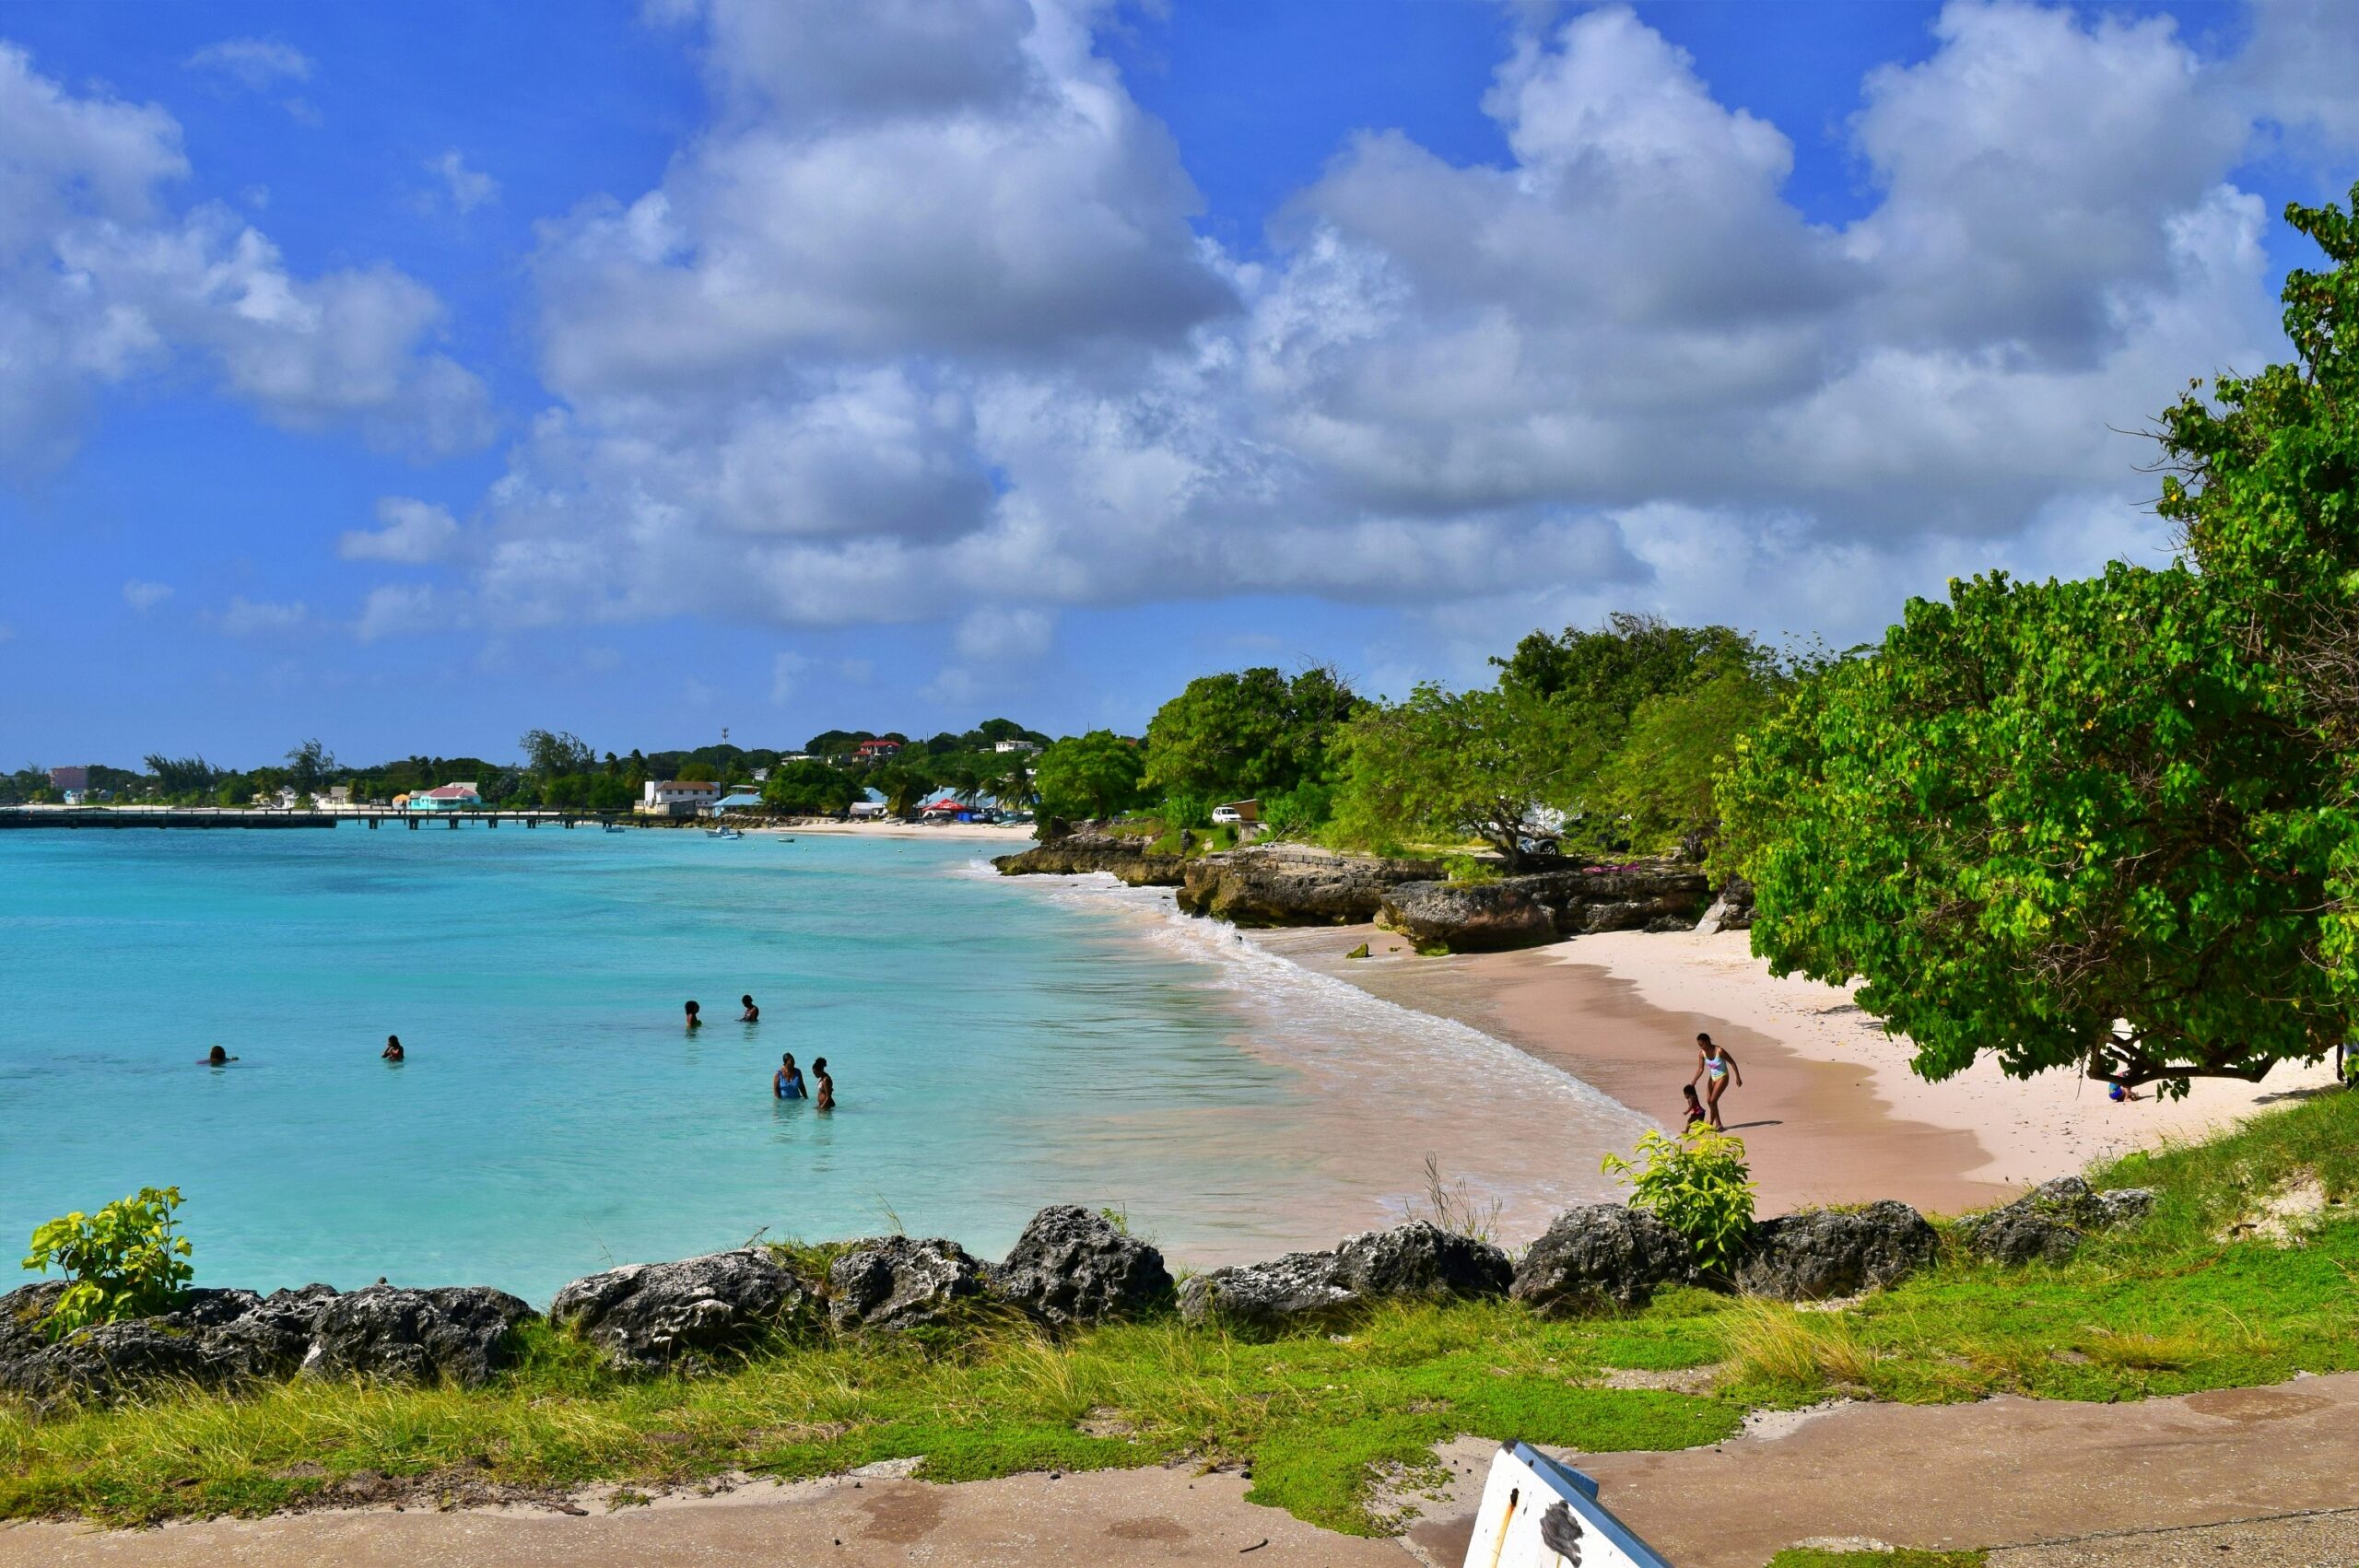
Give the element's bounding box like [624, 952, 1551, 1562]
[6, 1090, 2359, 1537]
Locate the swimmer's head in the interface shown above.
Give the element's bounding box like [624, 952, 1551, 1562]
[685, 1000, 699, 1017]
[207, 1046, 228, 1064]
[813, 1057, 827, 1073]
[742, 994, 755, 1008]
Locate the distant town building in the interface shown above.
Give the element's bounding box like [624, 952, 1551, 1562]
[993, 739, 1040, 755]
[854, 738, 903, 760]
[919, 796, 975, 822]
[639, 779, 722, 817]
[60, 789, 86, 806]
[713, 791, 765, 813]
[49, 766, 88, 793]
[410, 782, 483, 812]
[749, 767, 769, 783]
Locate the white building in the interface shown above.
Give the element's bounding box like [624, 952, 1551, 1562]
[640, 779, 723, 817]
[993, 739, 1040, 754]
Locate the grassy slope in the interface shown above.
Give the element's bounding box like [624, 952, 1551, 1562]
[4, 1091, 2355, 1538]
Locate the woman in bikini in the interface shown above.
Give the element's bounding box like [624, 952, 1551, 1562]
[1688, 1032, 1741, 1130]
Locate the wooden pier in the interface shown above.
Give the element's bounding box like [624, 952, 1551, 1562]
[0, 808, 637, 831]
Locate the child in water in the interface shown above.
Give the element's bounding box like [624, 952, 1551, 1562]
[812, 1057, 835, 1111]
[201, 1045, 238, 1066]
[381, 1035, 405, 1062]
[684, 1000, 702, 1031]
[739, 994, 759, 1023]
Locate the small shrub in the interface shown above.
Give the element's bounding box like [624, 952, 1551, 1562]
[1602, 1129, 1755, 1279]
[21, 1187, 194, 1338]
[1403, 1154, 1503, 1244]
[1443, 854, 1501, 884]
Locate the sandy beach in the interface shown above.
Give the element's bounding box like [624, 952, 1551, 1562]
[1257, 922, 2337, 1219]
[754, 821, 1035, 843]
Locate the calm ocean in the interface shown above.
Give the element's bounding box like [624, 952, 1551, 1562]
[0, 827, 1641, 1302]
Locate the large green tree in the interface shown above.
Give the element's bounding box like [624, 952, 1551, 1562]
[763, 759, 858, 815]
[1035, 731, 1145, 822]
[1495, 614, 1766, 710]
[1719, 186, 2359, 1093]
[1331, 683, 1603, 869]
[1143, 665, 1362, 810]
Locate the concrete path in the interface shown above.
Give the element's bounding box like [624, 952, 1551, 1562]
[1405, 1373, 2359, 1568]
[13, 1375, 2359, 1567]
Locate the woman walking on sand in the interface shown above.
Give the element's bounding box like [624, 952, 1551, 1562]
[1689, 1032, 1741, 1130]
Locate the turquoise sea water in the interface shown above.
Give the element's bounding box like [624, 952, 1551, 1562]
[0, 827, 1641, 1303]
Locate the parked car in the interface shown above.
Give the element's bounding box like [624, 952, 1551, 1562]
[1211, 805, 1243, 825]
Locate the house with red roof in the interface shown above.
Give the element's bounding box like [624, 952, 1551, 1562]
[853, 738, 902, 760]
[406, 781, 481, 811]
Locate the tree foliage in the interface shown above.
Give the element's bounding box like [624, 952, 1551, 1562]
[1331, 683, 1604, 869]
[1495, 613, 1766, 710]
[1035, 731, 1145, 822]
[283, 739, 335, 793]
[1143, 665, 1361, 811]
[520, 729, 597, 778]
[764, 759, 858, 815]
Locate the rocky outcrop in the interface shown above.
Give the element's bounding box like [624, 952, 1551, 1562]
[993, 1206, 1173, 1328]
[551, 1249, 817, 1371]
[1177, 1221, 1511, 1329]
[992, 831, 1184, 887]
[1693, 877, 1755, 935]
[1375, 862, 1712, 952]
[303, 1285, 536, 1387]
[827, 1237, 991, 1332]
[1957, 1176, 2159, 1266]
[1, 1279, 526, 1398]
[1509, 1205, 1693, 1316]
[1374, 882, 1556, 951]
[1175, 846, 1447, 926]
[1736, 1201, 1939, 1302]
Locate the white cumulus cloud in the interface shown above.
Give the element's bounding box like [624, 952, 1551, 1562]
[340, 497, 461, 564]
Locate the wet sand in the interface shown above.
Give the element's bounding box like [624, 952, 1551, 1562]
[1253, 925, 2012, 1217]
[1256, 924, 2339, 1219]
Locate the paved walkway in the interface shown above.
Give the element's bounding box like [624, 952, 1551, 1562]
[11, 1375, 2359, 1567]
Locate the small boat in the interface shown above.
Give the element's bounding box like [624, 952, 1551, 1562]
[707, 826, 743, 840]
[604, 823, 628, 833]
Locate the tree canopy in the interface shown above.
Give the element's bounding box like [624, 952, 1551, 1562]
[1036, 731, 1145, 822]
[1719, 184, 2359, 1093]
[764, 759, 859, 815]
[1143, 665, 1361, 812]
[1331, 683, 1603, 869]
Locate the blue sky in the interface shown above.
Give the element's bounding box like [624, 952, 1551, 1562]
[3, 0, 2354, 768]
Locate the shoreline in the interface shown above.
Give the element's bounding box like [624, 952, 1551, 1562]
[1251, 922, 2339, 1218]
[753, 821, 1034, 843]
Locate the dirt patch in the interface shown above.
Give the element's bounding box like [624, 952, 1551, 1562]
[2215, 1173, 2330, 1246]
[1598, 1364, 1722, 1394]
[1106, 1514, 1191, 1542]
[854, 1481, 948, 1544]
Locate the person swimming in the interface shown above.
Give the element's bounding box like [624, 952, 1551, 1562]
[1688, 1032, 1742, 1131]
[685, 1000, 703, 1031]
[812, 1056, 834, 1112]
[201, 1045, 238, 1066]
[381, 1035, 405, 1062]
[739, 994, 759, 1023]
[773, 1052, 807, 1099]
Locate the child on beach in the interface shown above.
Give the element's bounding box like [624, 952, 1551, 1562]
[1681, 1083, 1707, 1129]
[812, 1057, 834, 1111]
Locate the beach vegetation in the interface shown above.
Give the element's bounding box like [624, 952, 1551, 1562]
[1602, 1129, 1756, 1280]
[1034, 731, 1146, 822]
[8, 1093, 2359, 1536]
[1142, 665, 1361, 821]
[19, 1187, 194, 1339]
[761, 760, 858, 815]
[1718, 187, 2359, 1094]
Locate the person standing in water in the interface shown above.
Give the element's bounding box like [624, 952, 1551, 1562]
[200, 1045, 238, 1067]
[811, 1057, 835, 1111]
[381, 1035, 405, 1062]
[684, 1000, 703, 1031]
[1688, 1032, 1741, 1130]
[773, 1052, 806, 1099]
[739, 994, 759, 1023]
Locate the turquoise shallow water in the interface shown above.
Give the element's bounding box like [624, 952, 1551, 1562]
[0, 828, 1297, 1301]
[0, 827, 1643, 1304]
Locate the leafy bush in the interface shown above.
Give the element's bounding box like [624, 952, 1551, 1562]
[21, 1187, 194, 1339]
[1442, 854, 1500, 884]
[1602, 1129, 1755, 1278]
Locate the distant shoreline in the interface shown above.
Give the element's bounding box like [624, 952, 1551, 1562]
[752, 821, 1035, 843]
